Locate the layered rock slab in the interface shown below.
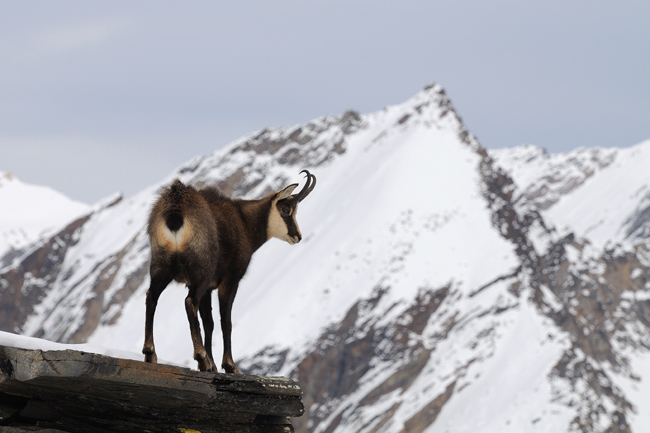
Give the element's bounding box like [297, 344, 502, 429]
[0, 345, 303, 433]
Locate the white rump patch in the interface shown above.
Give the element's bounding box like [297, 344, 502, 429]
[156, 221, 193, 251]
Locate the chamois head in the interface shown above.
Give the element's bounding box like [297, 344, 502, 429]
[267, 170, 316, 245]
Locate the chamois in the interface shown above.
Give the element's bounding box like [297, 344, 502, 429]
[143, 170, 316, 373]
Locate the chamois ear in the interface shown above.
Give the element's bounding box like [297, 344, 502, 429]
[277, 183, 298, 200]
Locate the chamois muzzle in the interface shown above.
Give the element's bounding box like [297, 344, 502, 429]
[293, 170, 316, 202]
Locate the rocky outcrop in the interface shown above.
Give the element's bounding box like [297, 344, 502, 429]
[0, 214, 93, 335]
[239, 285, 454, 433]
[0, 345, 303, 433]
[479, 144, 650, 432]
[490, 145, 618, 210]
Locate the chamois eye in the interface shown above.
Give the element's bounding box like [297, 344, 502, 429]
[281, 206, 291, 215]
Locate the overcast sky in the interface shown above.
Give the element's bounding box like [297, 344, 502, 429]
[1, 1, 649, 203]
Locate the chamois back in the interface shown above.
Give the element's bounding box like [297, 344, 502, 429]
[148, 180, 218, 282]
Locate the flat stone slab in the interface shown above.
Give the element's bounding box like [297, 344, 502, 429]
[0, 345, 303, 433]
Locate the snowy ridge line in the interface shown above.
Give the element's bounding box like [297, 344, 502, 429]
[0, 171, 91, 262]
[493, 139, 650, 248]
[0, 330, 181, 365]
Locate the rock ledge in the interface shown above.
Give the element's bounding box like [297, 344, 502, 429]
[0, 345, 303, 432]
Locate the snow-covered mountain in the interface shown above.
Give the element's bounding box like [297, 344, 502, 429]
[2, 84, 650, 433]
[0, 171, 89, 267]
[492, 142, 650, 246]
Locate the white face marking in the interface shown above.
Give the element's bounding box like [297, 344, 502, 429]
[267, 199, 301, 244]
[266, 183, 301, 244]
[267, 203, 286, 240]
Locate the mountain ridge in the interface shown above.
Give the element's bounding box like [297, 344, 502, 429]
[0, 170, 90, 267]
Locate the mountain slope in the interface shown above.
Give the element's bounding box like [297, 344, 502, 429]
[2, 85, 650, 432]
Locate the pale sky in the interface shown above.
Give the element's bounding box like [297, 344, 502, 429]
[1, 1, 648, 203]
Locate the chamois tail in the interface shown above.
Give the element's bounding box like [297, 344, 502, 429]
[151, 179, 195, 251]
[164, 179, 188, 231]
[166, 212, 183, 232]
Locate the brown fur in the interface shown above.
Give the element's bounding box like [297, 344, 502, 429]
[142, 177, 310, 373]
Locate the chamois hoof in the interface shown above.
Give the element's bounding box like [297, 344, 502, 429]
[222, 362, 240, 374]
[143, 352, 157, 364]
[195, 353, 215, 372]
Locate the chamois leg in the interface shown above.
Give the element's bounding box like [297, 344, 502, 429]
[142, 271, 172, 363]
[199, 292, 217, 373]
[185, 284, 215, 372]
[218, 282, 240, 374]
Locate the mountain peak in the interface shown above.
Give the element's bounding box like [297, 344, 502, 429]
[385, 82, 479, 150]
[167, 82, 472, 201]
[0, 172, 90, 259]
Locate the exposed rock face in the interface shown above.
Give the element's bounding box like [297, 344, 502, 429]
[289, 286, 450, 433]
[478, 149, 643, 433]
[0, 214, 92, 335]
[0, 345, 303, 433]
[490, 144, 618, 210]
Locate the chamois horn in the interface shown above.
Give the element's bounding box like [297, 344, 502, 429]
[293, 170, 316, 202]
